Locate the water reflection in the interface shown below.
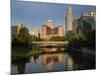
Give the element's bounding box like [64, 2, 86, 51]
[11, 47, 95, 75]
[65, 53, 74, 70]
[17, 63, 26, 74]
[30, 55, 39, 63]
[41, 53, 64, 71]
[41, 47, 65, 52]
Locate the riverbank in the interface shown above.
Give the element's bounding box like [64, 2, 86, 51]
[12, 48, 40, 62]
[68, 47, 95, 55]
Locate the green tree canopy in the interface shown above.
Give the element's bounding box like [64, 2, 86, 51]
[49, 36, 68, 41]
[12, 27, 32, 47]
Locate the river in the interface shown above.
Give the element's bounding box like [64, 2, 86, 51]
[11, 47, 95, 75]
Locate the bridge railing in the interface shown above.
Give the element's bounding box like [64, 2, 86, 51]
[32, 41, 69, 44]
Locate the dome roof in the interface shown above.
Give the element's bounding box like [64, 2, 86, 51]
[48, 20, 52, 22]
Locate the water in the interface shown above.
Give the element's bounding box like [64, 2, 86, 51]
[11, 47, 95, 75]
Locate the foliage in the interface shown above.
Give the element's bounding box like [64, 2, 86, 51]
[12, 49, 40, 62]
[12, 27, 32, 48]
[32, 35, 43, 41]
[84, 29, 96, 41]
[65, 31, 75, 41]
[49, 36, 68, 41]
[68, 29, 96, 48]
[83, 29, 96, 48]
[70, 34, 86, 42]
[68, 34, 86, 48]
[26, 50, 40, 56]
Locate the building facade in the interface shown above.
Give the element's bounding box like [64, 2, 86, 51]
[79, 12, 96, 35]
[53, 26, 64, 37]
[41, 20, 64, 40]
[73, 19, 79, 34]
[73, 12, 96, 35]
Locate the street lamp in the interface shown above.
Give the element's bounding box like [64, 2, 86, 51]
[32, 32, 35, 35]
[32, 32, 35, 43]
[32, 31, 35, 50]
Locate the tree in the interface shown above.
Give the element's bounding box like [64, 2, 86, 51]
[12, 27, 32, 48]
[65, 31, 75, 41]
[49, 36, 68, 41]
[68, 34, 86, 48]
[84, 29, 95, 41]
[83, 29, 96, 48]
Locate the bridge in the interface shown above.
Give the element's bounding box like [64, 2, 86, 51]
[32, 41, 69, 47]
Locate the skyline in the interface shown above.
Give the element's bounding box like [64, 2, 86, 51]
[11, 1, 96, 29]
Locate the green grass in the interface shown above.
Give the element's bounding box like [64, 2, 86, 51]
[12, 49, 40, 61]
[26, 50, 40, 57]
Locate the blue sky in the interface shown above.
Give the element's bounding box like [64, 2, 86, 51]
[11, 0, 96, 29]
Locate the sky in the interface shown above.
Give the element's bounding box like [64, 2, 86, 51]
[11, 0, 96, 29]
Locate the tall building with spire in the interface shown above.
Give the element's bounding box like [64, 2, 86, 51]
[65, 7, 73, 33]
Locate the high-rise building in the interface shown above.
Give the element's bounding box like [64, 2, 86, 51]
[65, 7, 73, 33]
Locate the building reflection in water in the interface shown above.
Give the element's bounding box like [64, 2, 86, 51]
[46, 61, 53, 71]
[41, 52, 64, 71]
[65, 53, 74, 71]
[12, 47, 95, 74]
[41, 52, 74, 71]
[41, 54, 52, 71]
[53, 54, 64, 64]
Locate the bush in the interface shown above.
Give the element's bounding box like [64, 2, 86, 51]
[32, 35, 43, 41]
[68, 35, 86, 48]
[70, 34, 86, 42]
[65, 31, 75, 40]
[49, 36, 68, 41]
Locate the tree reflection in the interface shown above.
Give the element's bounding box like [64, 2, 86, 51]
[17, 62, 26, 74]
[12, 57, 29, 74]
[30, 55, 39, 63]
